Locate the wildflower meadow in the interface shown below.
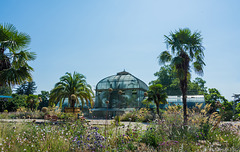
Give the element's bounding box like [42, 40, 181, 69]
[0, 104, 240, 151]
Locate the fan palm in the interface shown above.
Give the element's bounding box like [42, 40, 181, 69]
[49, 72, 94, 110]
[0, 23, 36, 86]
[144, 84, 167, 118]
[158, 28, 205, 124]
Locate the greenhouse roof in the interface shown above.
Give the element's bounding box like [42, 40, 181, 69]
[96, 70, 148, 91]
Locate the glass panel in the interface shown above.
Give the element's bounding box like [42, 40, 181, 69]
[95, 72, 149, 109]
[95, 91, 109, 108]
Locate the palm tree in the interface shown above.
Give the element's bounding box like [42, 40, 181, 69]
[0, 23, 36, 86]
[144, 84, 168, 118]
[158, 28, 205, 124]
[26, 94, 39, 111]
[49, 72, 94, 111]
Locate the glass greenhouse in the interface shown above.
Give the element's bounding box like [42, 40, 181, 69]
[92, 71, 148, 118]
[159, 95, 205, 108]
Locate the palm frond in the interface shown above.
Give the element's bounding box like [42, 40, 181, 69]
[0, 66, 32, 86]
[49, 72, 94, 109]
[193, 56, 205, 76]
[158, 51, 172, 65]
[0, 23, 30, 50]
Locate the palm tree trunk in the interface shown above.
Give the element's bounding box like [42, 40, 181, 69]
[156, 104, 161, 119]
[179, 52, 189, 125]
[180, 77, 188, 125]
[182, 89, 187, 125]
[72, 100, 75, 113]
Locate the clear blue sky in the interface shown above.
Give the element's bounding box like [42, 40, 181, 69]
[1, 0, 240, 100]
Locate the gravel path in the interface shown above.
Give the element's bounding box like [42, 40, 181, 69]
[0, 119, 149, 130]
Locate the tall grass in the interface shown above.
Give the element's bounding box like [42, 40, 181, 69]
[0, 104, 240, 151]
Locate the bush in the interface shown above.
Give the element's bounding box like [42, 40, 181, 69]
[120, 108, 154, 122]
[221, 110, 234, 121]
[6, 94, 27, 112]
[141, 125, 163, 147]
[0, 111, 45, 119]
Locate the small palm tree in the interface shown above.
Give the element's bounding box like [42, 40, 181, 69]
[0, 23, 36, 86]
[26, 94, 39, 111]
[144, 84, 168, 118]
[49, 72, 94, 111]
[158, 28, 205, 124]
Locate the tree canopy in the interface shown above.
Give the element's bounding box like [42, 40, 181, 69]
[38, 91, 50, 110]
[150, 65, 206, 95]
[0, 23, 36, 87]
[16, 81, 37, 95]
[205, 88, 227, 113]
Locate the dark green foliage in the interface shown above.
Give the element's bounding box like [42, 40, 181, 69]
[144, 84, 167, 117]
[0, 23, 36, 86]
[0, 86, 12, 95]
[221, 110, 234, 121]
[150, 65, 206, 95]
[16, 81, 37, 95]
[193, 77, 207, 94]
[0, 94, 27, 112]
[38, 91, 49, 110]
[205, 88, 227, 113]
[26, 94, 39, 111]
[150, 65, 176, 89]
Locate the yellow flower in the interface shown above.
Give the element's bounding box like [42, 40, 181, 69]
[124, 136, 130, 141]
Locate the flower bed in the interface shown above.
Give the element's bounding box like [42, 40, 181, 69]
[0, 104, 240, 151]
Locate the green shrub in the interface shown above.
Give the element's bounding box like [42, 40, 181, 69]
[141, 125, 161, 147]
[221, 110, 234, 121]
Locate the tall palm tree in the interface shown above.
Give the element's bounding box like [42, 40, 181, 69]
[158, 28, 205, 124]
[0, 23, 36, 86]
[144, 84, 168, 118]
[49, 72, 94, 111]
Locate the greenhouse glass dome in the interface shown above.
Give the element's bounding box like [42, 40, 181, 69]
[92, 71, 148, 117]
